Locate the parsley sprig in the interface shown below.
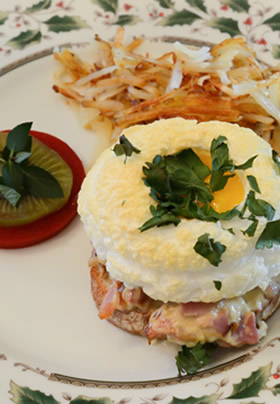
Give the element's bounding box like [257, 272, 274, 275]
[139, 136, 257, 265]
[113, 134, 140, 162]
[176, 342, 217, 376]
[0, 122, 63, 207]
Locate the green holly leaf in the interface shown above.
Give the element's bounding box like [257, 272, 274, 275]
[273, 45, 280, 59]
[263, 13, 280, 31]
[171, 394, 219, 404]
[44, 16, 89, 33]
[0, 11, 9, 25]
[70, 397, 113, 404]
[9, 381, 59, 404]
[186, 0, 207, 13]
[116, 14, 141, 25]
[240, 402, 265, 404]
[208, 17, 241, 37]
[25, 0, 52, 13]
[91, 0, 118, 14]
[158, 9, 201, 26]
[271, 383, 280, 396]
[227, 363, 272, 399]
[155, 0, 175, 9]
[7, 30, 42, 49]
[220, 0, 250, 13]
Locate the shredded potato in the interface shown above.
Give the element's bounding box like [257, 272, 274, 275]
[53, 27, 280, 149]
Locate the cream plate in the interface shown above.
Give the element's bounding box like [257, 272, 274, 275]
[1, 43, 280, 404]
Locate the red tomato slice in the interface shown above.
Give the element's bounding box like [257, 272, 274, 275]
[0, 130, 85, 249]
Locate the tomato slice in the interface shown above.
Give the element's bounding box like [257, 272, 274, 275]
[0, 130, 85, 249]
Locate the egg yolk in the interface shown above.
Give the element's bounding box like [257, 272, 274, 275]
[197, 150, 245, 213]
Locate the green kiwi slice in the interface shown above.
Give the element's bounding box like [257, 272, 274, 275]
[0, 133, 73, 227]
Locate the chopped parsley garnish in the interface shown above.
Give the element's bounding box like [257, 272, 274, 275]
[113, 134, 141, 162]
[272, 150, 280, 169]
[240, 190, 275, 221]
[256, 219, 280, 249]
[242, 216, 259, 237]
[213, 280, 222, 290]
[0, 122, 63, 207]
[139, 136, 259, 265]
[194, 233, 226, 267]
[176, 343, 217, 376]
[247, 175, 260, 193]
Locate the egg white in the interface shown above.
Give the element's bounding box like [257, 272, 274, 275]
[78, 118, 280, 303]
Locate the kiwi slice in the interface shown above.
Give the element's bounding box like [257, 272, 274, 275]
[0, 133, 73, 227]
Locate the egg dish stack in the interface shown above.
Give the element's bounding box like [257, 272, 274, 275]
[78, 118, 280, 349]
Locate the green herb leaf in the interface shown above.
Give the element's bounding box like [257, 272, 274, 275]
[1, 146, 11, 161]
[194, 233, 226, 266]
[175, 343, 217, 376]
[0, 184, 21, 207]
[2, 161, 23, 193]
[247, 175, 260, 193]
[272, 150, 280, 169]
[235, 155, 257, 170]
[245, 190, 275, 220]
[6, 122, 32, 153]
[242, 218, 258, 237]
[209, 171, 235, 192]
[140, 204, 181, 231]
[256, 219, 280, 249]
[22, 166, 64, 198]
[213, 280, 222, 290]
[14, 151, 32, 164]
[113, 135, 141, 162]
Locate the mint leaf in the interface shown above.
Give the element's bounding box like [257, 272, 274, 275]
[247, 175, 260, 193]
[256, 219, 280, 249]
[2, 161, 23, 193]
[14, 151, 32, 164]
[194, 233, 226, 266]
[213, 280, 222, 290]
[6, 122, 32, 153]
[22, 166, 63, 198]
[113, 135, 141, 162]
[0, 184, 21, 207]
[176, 343, 217, 376]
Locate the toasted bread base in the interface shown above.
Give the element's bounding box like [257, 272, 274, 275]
[90, 259, 280, 344]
